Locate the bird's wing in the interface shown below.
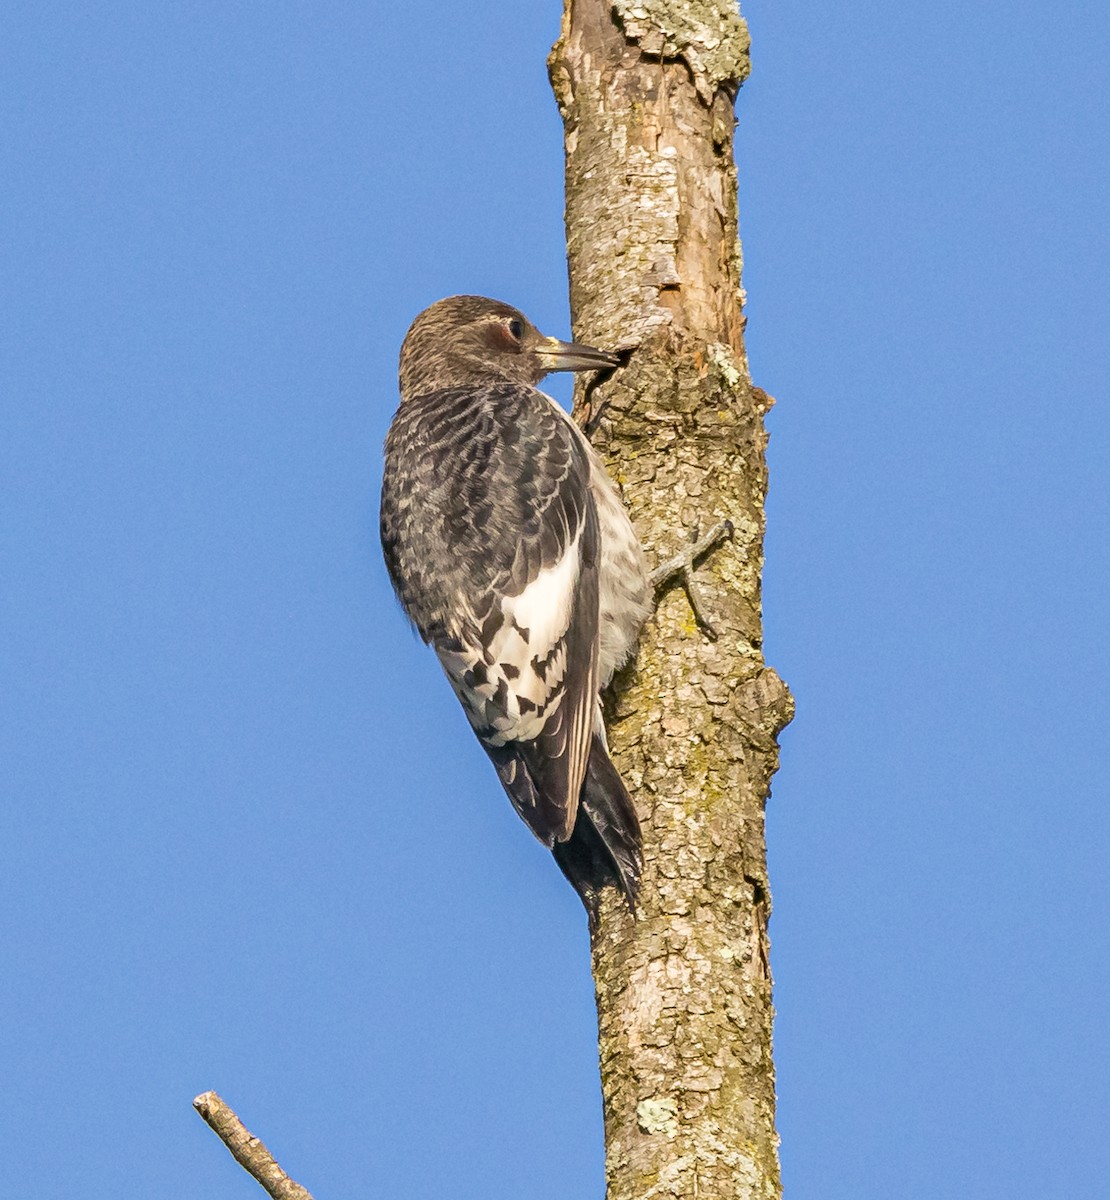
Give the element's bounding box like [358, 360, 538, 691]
[380, 384, 600, 846]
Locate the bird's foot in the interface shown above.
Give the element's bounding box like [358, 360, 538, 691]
[650, 520, 734, 641]
[574, 393, 612, 438]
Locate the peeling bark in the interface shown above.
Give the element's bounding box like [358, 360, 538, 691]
[550, 3, 791, 1197]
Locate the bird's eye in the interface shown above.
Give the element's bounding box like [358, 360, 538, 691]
[508, 319, 524, 341]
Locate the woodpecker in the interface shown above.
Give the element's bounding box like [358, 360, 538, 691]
[380, 295, 652, 920]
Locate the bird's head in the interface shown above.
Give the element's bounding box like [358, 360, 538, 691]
[398, 295, 620, 401]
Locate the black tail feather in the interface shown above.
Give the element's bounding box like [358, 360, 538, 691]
[552, 733, 642, 927]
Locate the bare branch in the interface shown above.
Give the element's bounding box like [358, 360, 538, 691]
[193, 1091, 316, 1200]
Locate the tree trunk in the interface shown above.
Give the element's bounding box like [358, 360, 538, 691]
[549, 4, 792, 1198]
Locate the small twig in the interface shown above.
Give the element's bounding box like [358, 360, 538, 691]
[193, 1091, 316, 1200]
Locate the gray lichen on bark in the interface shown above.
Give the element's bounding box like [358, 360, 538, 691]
[612, 0, 751, 100]
[550, 1, 791, 1198]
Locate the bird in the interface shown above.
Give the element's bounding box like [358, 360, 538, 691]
[379, 295, 653, 922]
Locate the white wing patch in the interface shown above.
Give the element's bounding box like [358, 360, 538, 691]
[435, 529, 582, 748]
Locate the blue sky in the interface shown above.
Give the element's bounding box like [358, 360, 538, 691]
[2, 3, 1107, 1198]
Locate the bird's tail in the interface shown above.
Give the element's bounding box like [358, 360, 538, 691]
[552, 733, 642, 929]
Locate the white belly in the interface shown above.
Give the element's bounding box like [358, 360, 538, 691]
[545, 397, 651, 685]
[590, 449, 652, 683]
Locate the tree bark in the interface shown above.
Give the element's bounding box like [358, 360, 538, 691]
[549, 4, 792, 1198]
[194, 1092, 316, 1200]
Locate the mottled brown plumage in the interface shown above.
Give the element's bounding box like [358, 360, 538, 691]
[399, 294, 620, 400]
[381, 296, 650, 922]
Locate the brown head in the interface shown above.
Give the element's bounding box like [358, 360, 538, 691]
[398, 295, 619, 401]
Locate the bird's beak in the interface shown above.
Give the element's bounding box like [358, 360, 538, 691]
[536, 336, 621, 374]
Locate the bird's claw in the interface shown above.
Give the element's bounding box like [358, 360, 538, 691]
[649, 520, 734, 640]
